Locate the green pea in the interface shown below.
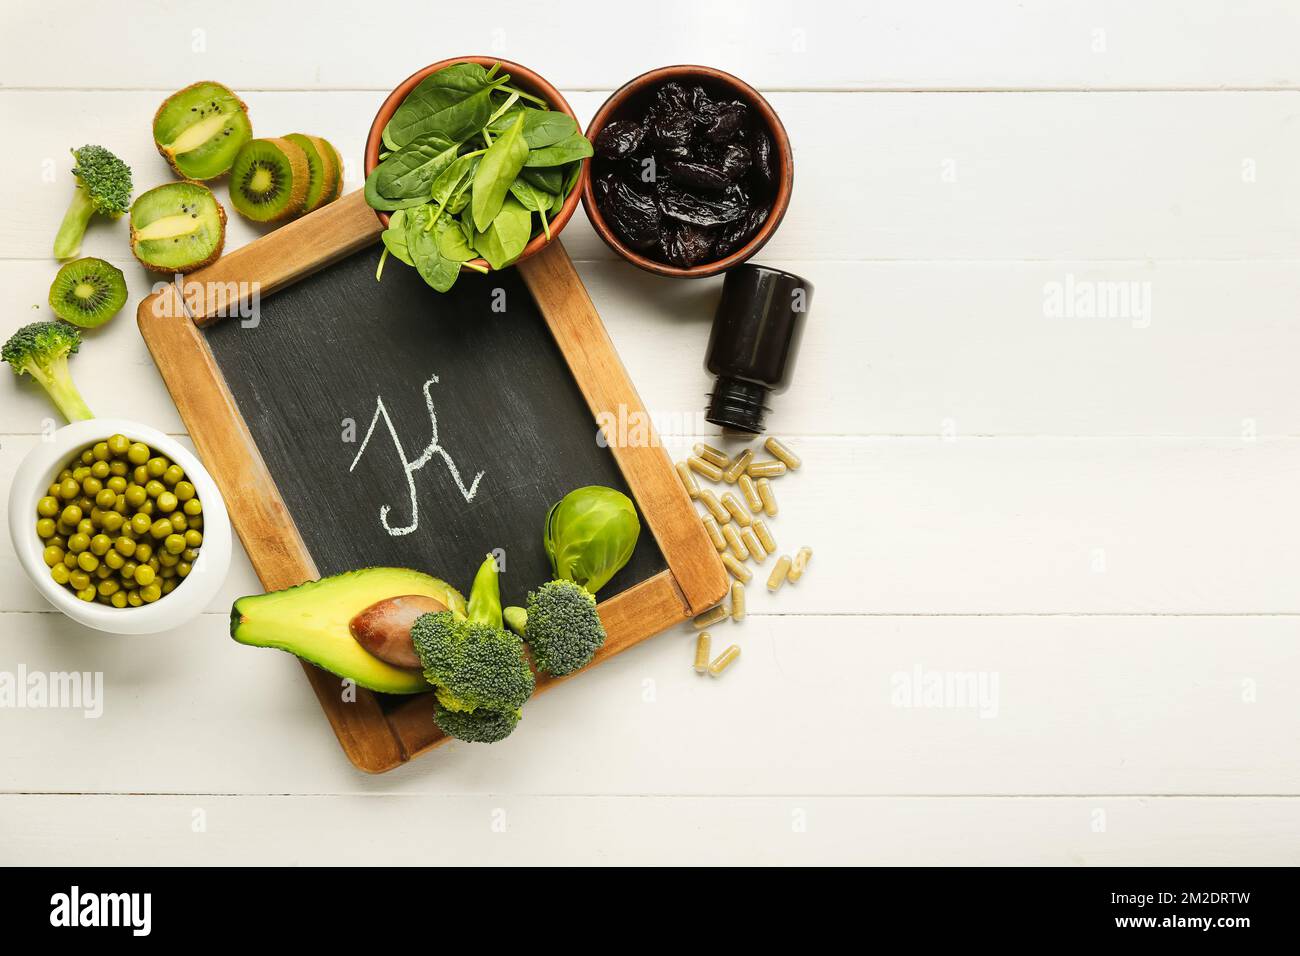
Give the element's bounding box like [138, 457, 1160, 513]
[72, 465, 90, 481]
[77, 552, 98, 572]
[121, 560, 138, 580]
[110, 591, 128, 608]
[69, 570, 91, 591]
[108, 460, 128, 477]
[134, 543, 153, 562]
[36, 518, 56, 539]
[104, 550, 125, 570]
[175, 481, 195, 502]
[163, 533, 186, 554]
[132, 465, 149, 485]
[113, 495, 128, 515]
[177, 561, 192, 577]
[149, 519, 172, 539]
[75, 586, 96, 603]
[140, 583, 162, 603]
[145, 480, 165, 499]
[137, 500, 154, 517]
[68, 533, 89, 553]
[59, 478, 80, 499]
[127, 443, 150, 465]
[184, 530, 203, 548]
[134, 565, 156, 586]
[62, 552, 78, 570]
[158, 551, 179, 568]
[92, 441, 110, 461]
[181, 548, 198, 562]
[101, 512, 124, 533]
[81, 477, 102, 497]
[162, 578, 178, 595]
[107, 434, 130, 457]
[90, 460, 110, 479]
[106, 476, 127, 493]
[146, 457, 167, 478]
[97, 578, 119, 597]
[115, 537, 136, 557]
[95, 564, 111, 579]
[37, 496, 60, 518]
[127, 591, 143, 607]
[168, 513, 188, 531]
[50, 564, 71, 585]
[42, 545, 63, 567]
[90, 534, 112, 556]
[130, 513, 151, 535]
[124, 483, 149, 506]
[95, 488, 117, 509]
[76, 519, 94, 536]
[183, 499, 202, 516]
[157, 491, 178, 513]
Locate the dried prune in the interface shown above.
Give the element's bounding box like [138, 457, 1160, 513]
[594, 119, 647, 160]
[704, 100, 748, 143]
[597, 174, 661, 249]
[713, 205, 769, 257]
[665, 160, 730, 191]
[650, 111, 693, 151]
[719, 143, 751, 181]
[652, 82, 690, 117]
[659, 223, 717, 267]
[750, 128, 774, 183]
[658, 184, 749, 227]
[688, 85, 718, 127]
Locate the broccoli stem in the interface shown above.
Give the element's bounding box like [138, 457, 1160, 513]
[25, 355, 93, 422]
[503, 606, 527, 636]
[53, 186, 96, 260]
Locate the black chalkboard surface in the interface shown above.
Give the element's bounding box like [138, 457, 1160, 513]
[203, 247, 666, 607]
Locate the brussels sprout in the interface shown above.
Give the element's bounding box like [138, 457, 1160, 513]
[543, 486, 640, 595]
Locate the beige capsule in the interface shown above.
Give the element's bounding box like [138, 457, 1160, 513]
[720, 491, 753, 527]
[767, 554, 793, 592]
[747, 459, 787, 478]
[702, 513, 727, 551]
[756, 477, 777, 517]
[693, 442, 730, 469]
[763, 437, 802, 470]
[787, 546, 813, 583]
[721, 552, 752, 582]
[708, 644, 741, 678]
[675, 461, 700, 499]
[753, 518, 776, 555]
[721, 522, 749, 561]
[698, 488, 730, 523]
[741, 528, 766, 562]
[693, 604, 729, 629]
[730, 581, 746, 622]
[738, 473, 763, 511]
[722, 448, 753, 484]
[688, 455, 724, 482]
[694, 632, 712, 673]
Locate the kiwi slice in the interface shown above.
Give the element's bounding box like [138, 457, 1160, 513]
[319, 138, 345, 204]
[283, 133, 339, 214]
[48, 257, 128, 328]
[153, 81, 253, 181]
[130, 181, 227, 273]
[229, 137, 309, 222]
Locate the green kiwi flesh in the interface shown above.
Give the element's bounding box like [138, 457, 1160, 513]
[48, 257, 128, 328]
[229, 137, 309, 222]
[130, 181, 227, 273]
[284, 133, 329, 213]
[153, 81, 252, 181]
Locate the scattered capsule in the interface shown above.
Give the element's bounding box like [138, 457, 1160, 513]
[767, 554, 792, 592]
[693, 604, 729, 630]
[693, 442, 729, 469]
[694, 632, 712, 673]
[787, 546, 813, 583]
[698, 488, 730, 523]
[702, 513, 727, 551]
[764, 437, 801, 471]
[738, 473, 763, 512]
[708, 645, 741, 678]
[722, 448, 753, 484]
[730, 581, 746, 622]
[721, 552, 752, 582]
[721, 522, 748, 561]
[741, 528, 766, 562]
[720, 491, 753, 527]
[756, 477, 778, 517]
[688, 456, 724, 482]
[675, 461, 701, 499]
[753, 519, 776, 555]
[747, 459, 787, 478]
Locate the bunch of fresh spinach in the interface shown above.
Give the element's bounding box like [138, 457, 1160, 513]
[366, 62, 592, 292]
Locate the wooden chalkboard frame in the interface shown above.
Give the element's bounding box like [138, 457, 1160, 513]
[138, 190, 729, 773]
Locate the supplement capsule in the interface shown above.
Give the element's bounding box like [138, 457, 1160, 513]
[720, 491, 753, 527]
[721, 522, 748, 561]
[788, 546, 813, 583]
[738, 473, 763, 512]
[747, 459, 787, 478]
[688, 456, 724, 482]
[708, 644, 741, 678]
[702, 514, 727, 551]
[741, 528, 766, 562]
[693, 442, 730, 469]
[721, 552, 752, 583]
[767, 554, 792, 592]
[694, 632, 712, 673]
[698, 488, 730, 523]
[753, 519, 776, 555]
[722, 448, 753, 484]
[675, 461, 701, 499]
[763, 437, 802, 471]
[730, 581, 746, 622]
[756, 477, 777, 517]
[693, 605, 729, 629]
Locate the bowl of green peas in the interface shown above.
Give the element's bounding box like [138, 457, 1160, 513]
[9, 419, 231, 634]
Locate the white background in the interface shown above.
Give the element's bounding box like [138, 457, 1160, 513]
[2, 1, 1299, 865]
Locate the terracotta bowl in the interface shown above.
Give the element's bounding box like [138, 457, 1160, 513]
[582, 64, 794, 278]
[365, 56, 588, 273]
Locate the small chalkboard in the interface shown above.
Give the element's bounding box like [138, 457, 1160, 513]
[139, 191, 728, 773]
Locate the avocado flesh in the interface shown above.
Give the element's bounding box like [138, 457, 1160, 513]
[230, 568, 467, 695]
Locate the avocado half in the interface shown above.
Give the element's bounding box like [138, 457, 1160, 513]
[230, 568, 466, 694]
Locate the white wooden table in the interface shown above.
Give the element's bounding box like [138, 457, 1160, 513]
[2, 0, 1298, 865]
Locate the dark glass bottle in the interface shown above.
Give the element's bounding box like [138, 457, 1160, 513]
[704, 264, 814, 434]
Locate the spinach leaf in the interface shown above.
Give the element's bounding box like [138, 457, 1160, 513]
[488, 107, 578, 148]
[406, 204, 462, 292]
[365, 165, 431, 211]
[380, 209, 413, 266]
[388, 63, 504, 146]
[435, 214, 477, 262]
[471, 112, 529, 231]
[374, 133, 459, 199]
[523, 132, 594, 168]
[520, 165, 564, 194]
[474, 195, 532, 269]
[427, 151, 481, 223]
[508, 176, 555, 239]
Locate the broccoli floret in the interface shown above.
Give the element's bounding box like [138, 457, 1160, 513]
[2, 321, 93, 422]
[53, 145, 133, 260]
[517, 579, 607, 676]
[432, 700, 521, 744]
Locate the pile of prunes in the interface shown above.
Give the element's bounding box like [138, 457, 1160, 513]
[592, 81, 775, 268]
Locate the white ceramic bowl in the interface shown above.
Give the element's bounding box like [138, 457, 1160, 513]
[9, 419, 232, 634]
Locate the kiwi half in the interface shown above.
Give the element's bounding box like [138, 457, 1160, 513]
[283, 133, 338, 214]
[130, 181, 227, 273]
[229, 137, 309, 222]
[48, 257, 128, 328]
[153, 81, 252, 180]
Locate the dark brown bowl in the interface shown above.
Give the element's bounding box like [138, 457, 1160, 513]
[365, 56, 588, 273]
[582, 64, 793, 278]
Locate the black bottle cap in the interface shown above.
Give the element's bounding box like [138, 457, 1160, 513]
[704, 264, 814, 434]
